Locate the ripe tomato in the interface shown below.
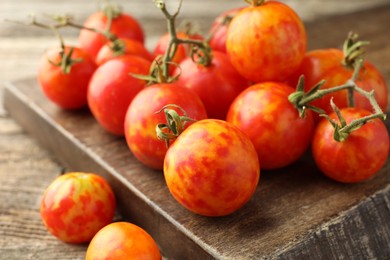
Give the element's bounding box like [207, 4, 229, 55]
[312, 108, 389, 183]
[227, 82, 314, 170]
[286, 48, 388, 117]
[37, 46, 96, 110]
[164, 119, 260, 216]
[40, 172, 116, 243]
[124, 83, 207, 170]
[173, 51, 249, 120]
[153, 32, 204, 74]
[208, 7, 242, 53]
[88, 55, 151, 136]
[86, 222, 162, 260]
[226, 1, 306, 83]
[96, 38, 153, 65]
[79, 10, 144, 59]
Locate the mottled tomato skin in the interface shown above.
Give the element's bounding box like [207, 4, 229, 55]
[96, 38, 153, 65]
[226, 1, 306, 83]
[227, 82, 314, 170]
[40, 172, 116, 243]
[37, 46, 97, 110]
[208, 7, 243, 53]
[317, 61, 388, 115]
[88, 55, 151, 135]
[79, 12, 144, 59]
[312, 108, 389, 183]
[174, 51, 249, 120]
[86, 222, 162, 260]
[164, 119, 260, 216]
[124, 83, 207, 170]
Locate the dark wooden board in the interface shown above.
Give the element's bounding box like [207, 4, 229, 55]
[3, 4, 390, 260]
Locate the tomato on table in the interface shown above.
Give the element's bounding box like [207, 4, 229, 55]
[227, 81, 314, 170]
[37, 46, 96, 110]
[86, 222, 162, 260]
[312, 108, 389, 183]
[163, 118, 260, 216]
[40, 172, 116, 243]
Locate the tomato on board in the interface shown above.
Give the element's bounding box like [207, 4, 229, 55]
[208, 7, 243, 53]
[286, 48, 388, 118]
[227, 81, 314, 170]
[88, 55, 151, 136]
[40, 172, 116, 243]
[226, 1, 306, 83]
[174, 51, 249, 120]
[163, 119, 260, 216]
[79, 10, 144, 59]
[312, 108, 389, 183]
[124, 83, 207, 170]
[37, 46, 97, 110]
[86, 222, 162, 260]
[96, 38, 153, 65]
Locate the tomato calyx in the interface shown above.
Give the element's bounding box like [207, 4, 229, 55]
[244, 0, 266, 7]
[342, 32, 370, 70]
[155, 104, 196, 147]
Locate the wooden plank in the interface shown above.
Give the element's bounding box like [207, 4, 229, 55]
[2, 3, 390, 260]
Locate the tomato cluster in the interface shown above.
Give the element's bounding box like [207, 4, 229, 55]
[35, 0, 389, 256]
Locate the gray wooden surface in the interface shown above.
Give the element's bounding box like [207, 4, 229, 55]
[1, 0, 390, 259]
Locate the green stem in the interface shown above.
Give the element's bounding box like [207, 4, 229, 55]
[244, 0, 265, 7]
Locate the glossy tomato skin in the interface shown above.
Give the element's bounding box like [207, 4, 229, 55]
[124, 83, 207, 170]
[164, 119, 260, 216]
[88, 55, 151, 136]
[318, 61, 388, 115]
[227, 82, 314, 170]
[86, 222, 162, 260]
[37, 46, 97, 110]
[226, 1, 306, 83]
[208, 7, 243, 53]
[312, 108, 389, 183]
[96, 38, 153, 65]
[174, 51, 249, 119]
[79, 12, 144, 59]
[40, 172, 116, 243]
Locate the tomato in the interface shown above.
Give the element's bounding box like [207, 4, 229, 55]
[86, 222, 162, 260]
[208, 7, 242, 53]
[227, 82, 314, 170]
[312, 108, 389, 183]
[163, 119, 260, 216]
[37, 46, 97, 110]
[40, 172, 116, 243]
[173, 51, 249, 119]
[153, 32, 204, 74]
[79, 10, 144, 59]
[88, 55, 151, 136]
[286, 48, 388, 118]
[226, 1, 306, 83]
[96, 38, 153, 65]
[124, 83, 207, 170]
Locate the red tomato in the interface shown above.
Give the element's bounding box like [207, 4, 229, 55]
[96, 38, 153, 65]
[208, 7, 243, 53]
[174, 51, 249, 119]
[88, 55, 151, 135]
[124, 83, 207, 170]
[227, 82, 314, 170]
[164, 119, 260, 216]
[312, 108, 389, 183]
[79, 11, 144, 59]
[226, 1, 306, 82]
[37, 46, 97, 109]
[286, 48, 388, 117]
[40, 172, 116, 243]
[86, 222, 162, 260]
[153, 32, 204, 74]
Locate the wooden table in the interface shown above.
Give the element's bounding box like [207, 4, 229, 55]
[1, 1, 390, 259]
